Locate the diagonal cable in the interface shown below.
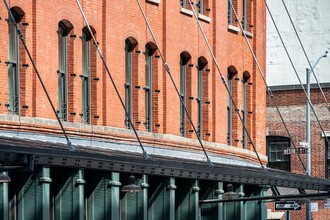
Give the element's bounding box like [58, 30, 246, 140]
[75, 0, 149, 160]
[135, 0, 213, 167]
[228, 0, 307, 171]
[265, 0, 330, 170]
[230, 0, 330, 172]
[3, 0, 75, 151]
[281, 0, 329, 108]
[187, 0, 264, 168]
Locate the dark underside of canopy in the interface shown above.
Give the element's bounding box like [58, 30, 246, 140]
[0, 136, 329, 191]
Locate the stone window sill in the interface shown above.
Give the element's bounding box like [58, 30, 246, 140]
[198, 13, 211, 23]
[180, 7, 193, 16]
[146, 0, 160, 4]
[243, 30, 253, 38]
[228, 25, 240, 33]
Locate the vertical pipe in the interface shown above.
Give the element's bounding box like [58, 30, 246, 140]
[306, 68, 311, 220]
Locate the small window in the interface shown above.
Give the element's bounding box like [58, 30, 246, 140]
[7, 7, 24, 115]
[267, 136, 291, 172]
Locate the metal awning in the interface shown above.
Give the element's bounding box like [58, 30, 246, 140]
[0, 136, 329, 191]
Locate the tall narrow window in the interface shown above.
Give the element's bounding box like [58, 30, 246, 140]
[227, 76, 233, 145]
[144, 43, 157, 132]
[242, 72, 250, 148]
[197, 57, 208, 138]
[58, 20, 73, 121]
[242, 0, 247, 30]
[227, 66, 237, 145]
[125, 38, 138, 129]
[197, 0, 203, 14]
[180, 52, 191, 137]
[81, 27, 93, 124]
[228, 0, 233, 25]
[8, 7, 24, 115]
[180, 0, 186, 8]
[228, 0, 238, 25]
[180, 58, 186, 137]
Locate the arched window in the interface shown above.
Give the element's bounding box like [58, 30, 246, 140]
[81, 26, 96, 124]
[125, 37, 138, 129]
[180, 52, 191, 137]
[197, 57, 208, 138]
[58, 20, 73, 121]
[242, 71, 250, 148]
[227, 66, 237, 145]
[8, 7, 25, 115]
[145, 42, 157, 132]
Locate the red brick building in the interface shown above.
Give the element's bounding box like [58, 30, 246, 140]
[0, 0, 328, 219]
[267, 85, 330, 220]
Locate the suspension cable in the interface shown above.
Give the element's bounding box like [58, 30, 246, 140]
[75, 0, 149, 160]
[265, 0, 330, 166]
[281, 0, 329, 108]
[135, 0, 213, 166]
[187, 0, 264, 168]
[3, 0, 75, 151]
[227, 0, 308, 171]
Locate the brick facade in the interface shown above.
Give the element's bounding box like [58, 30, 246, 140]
[0, 0, 266, 163]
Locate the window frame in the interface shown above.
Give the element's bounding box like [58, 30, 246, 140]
[266, 136, 291, 172]
[125, 41, 133, 129]
[145, 45, 153, 132]
[326, 138, 330, 179]
[8, 12, 20, 115]
[180, 59, 187, 137]
[58, 27, 68, 121]
[197, 0, 203, 14]
[227, 74, 233, 145]
[81, 33, 91, 124]
[242, 0, 247, 30]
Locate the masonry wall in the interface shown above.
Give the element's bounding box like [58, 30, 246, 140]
[0, 0, 266, 160]
[267, 87, 330, 220]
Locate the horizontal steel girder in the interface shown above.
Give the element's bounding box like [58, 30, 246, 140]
[0, 137, 329, 191]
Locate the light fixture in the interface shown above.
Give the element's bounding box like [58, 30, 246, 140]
[121, 175, 142, 193]
[0, 173, 11, 183]
[222, 184, 239, 200]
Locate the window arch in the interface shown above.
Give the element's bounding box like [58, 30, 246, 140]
[8, 7, 25, 115]
[227, 66, 237, 145]
[57, 19, 73, 121]
[125, 37, 138, 129]
[180, 51, 191, 137]
[81, 26, 96, 124]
